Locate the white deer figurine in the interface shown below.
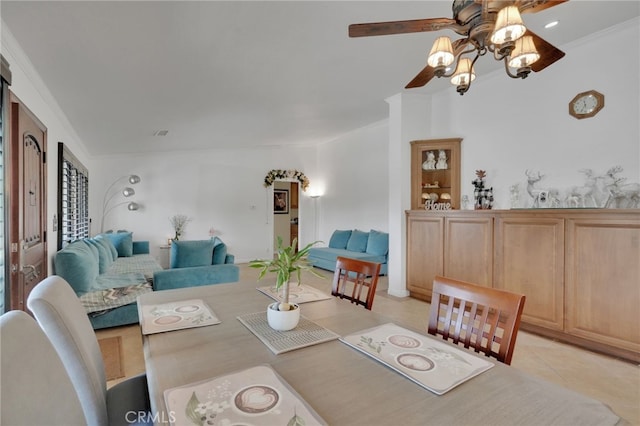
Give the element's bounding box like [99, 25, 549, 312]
[525, 170, 547, 208]
[567, 169, 598, 208]
[602, 166, 640, 208]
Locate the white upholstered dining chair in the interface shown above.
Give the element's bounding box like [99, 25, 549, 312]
[27, 275, 152, 426]
[0, 310, 86, 425]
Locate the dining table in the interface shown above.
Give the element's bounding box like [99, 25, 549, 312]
[137, 280, 624, 426]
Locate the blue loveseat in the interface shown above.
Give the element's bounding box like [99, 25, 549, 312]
[53, 233, 239, 329]
[153, 238, 239, 291]
[308, 229, 388, 275]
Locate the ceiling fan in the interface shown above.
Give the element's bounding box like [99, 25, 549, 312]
[349, 0, 567, 94]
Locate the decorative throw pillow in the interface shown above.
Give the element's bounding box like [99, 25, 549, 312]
[170, 240, 216, 269]
[85, 238, 112, 273]
[329, 230, 352, 249]
[366, 230, 389, 256]
[346, 229, 369, 253]
[212, 242, 228, 265]
[80, 239, 99, 263]
[101, 232, 133, 257]
[54, 242, 99, 295]
[95, 234, 118, 260]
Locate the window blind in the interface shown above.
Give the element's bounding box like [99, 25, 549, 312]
[57, 143, 89, 249]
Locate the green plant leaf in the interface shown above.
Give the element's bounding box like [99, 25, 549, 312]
[251, 239, 325, 293]
[185, 392, 203, 426]
[287, 414, 306, 426]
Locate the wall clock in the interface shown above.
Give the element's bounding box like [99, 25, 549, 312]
[569, 90, 604, 119]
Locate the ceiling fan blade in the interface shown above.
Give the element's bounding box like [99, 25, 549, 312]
[405, 65, 437, 89]
[349, 18, 460, 38]
[520, 0, 568, 14]
[528, 29, 565, 72]
[405, 39, 469, 89]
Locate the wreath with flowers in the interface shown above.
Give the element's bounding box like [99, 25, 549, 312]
[263, 169, 309, 191]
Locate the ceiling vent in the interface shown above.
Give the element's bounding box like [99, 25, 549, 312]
[153, 130, 169, 136]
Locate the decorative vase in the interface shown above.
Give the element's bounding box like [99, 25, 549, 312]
[266, 302, 300, 331]
[174, 232, 180, 241]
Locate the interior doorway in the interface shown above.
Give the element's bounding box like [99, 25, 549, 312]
[273, 181, 299, 252]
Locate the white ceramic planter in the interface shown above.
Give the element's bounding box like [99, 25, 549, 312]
[266, 302, 300, 331]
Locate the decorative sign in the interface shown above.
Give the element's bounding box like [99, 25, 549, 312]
[424, 200, 452, 210]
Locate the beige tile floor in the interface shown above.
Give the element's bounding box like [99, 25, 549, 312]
[98, 265, 640, 425]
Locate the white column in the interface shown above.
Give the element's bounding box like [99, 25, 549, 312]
[386, 93, 432, 298]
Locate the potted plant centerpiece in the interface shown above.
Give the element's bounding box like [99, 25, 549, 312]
[249, 237, 323, 331]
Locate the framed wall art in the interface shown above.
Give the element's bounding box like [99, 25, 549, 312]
[274, 189, 289, 214]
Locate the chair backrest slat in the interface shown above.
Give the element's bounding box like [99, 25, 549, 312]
[428, 276, 526, 365]
[332, 256, 381, 310]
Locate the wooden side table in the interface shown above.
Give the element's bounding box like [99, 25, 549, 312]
[159, 244, 171, 269]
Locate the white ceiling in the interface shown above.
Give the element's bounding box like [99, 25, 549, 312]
[2, 1, 638, 156]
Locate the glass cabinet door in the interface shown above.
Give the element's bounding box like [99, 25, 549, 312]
[410, 138, 461, 210]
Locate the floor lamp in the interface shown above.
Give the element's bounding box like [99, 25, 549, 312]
[310, 194, 320, 241]
[100, 174, 141, 233]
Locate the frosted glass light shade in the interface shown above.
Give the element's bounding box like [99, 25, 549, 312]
[128, 175, 141, 184]
[508, 36, 540, 68]
[127, 202, 140, 211]
[427, 36, 455, 68]
[450, 58, 476, 86]
[122, 187, 135, 197]
[491, 6, 526, 44]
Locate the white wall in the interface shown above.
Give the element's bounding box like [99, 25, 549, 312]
[92, 146, 319, 264]
[429, 19, 640, 209]
[100, 116, 392, 267]
[315, 120, 390, 246]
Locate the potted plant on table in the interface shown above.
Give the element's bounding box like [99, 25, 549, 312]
[249, 237, 323, 331]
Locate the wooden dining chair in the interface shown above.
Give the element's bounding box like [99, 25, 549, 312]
[332, 256, 381, 310]
[428, 275, 526, 365]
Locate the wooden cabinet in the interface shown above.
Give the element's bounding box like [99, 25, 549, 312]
[445, 215, 493, 287]
[406, 214, 444, 300]
[494, 215, 564, 331]
[565, 217, 640, 356]
[290, 182, 299, 209]
[406, 209, 640, 362]
[411, 138, 461, 210]
[406, 211, 492, 299]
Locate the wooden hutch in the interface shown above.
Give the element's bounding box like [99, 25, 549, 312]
[407, 139, 640, 362]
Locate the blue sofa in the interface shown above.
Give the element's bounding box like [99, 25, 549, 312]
[308, 229, 388, 275]
[53, 233, 238, 329]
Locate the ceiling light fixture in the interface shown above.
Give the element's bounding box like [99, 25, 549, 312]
[427, 4, 540, 95]
[545, 21, 559, 29]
